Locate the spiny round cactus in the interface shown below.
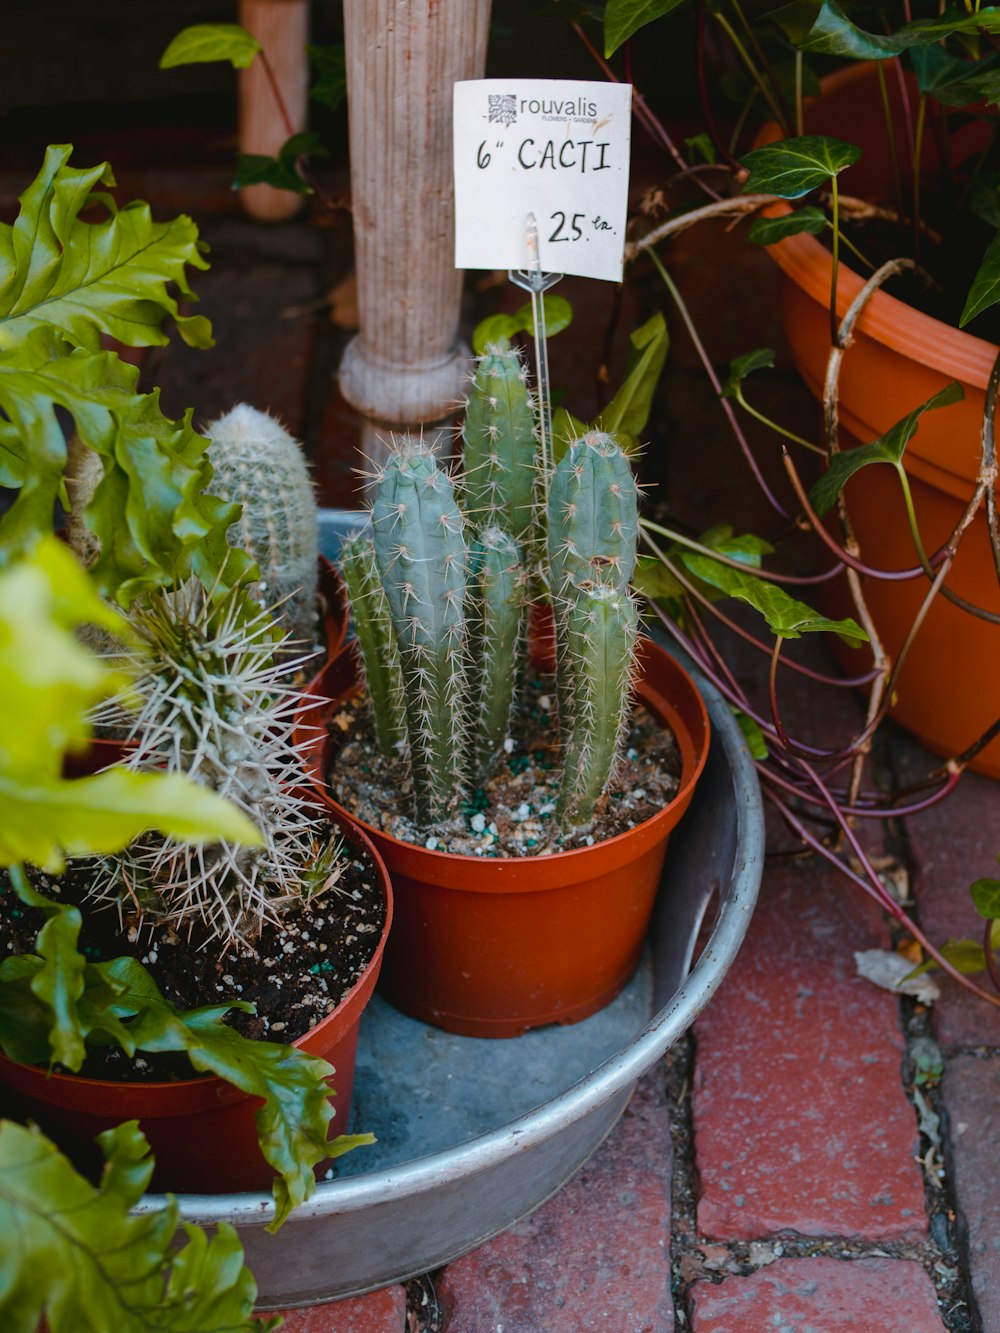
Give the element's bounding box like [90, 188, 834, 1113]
[87, 583, 342, 950]
[461, 342, 538, 538]
[370, 436, 467, 826]
[204, 404, 319, 646]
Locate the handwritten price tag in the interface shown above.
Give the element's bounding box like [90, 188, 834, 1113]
[453, 79, 632, 282]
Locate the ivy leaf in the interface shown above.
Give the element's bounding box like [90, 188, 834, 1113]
[681, 555, 868, 641]
[0, 144, 212, 353]
[721, 347, 776, 400]
[604, 0, 689, 55]
[771, 0, 1000, 58]
[961, 227, 1000, 327]
[160, 23, 262, 70]
[0, 330, 253, 605]
[971, 876, 1000, 920]
[234, 132, 329, 196]
[767, 0, 903, 58]
[0, 1119, 267, 1332]
[740, 136, 861, 199]
[309, 43, 347, 111]
[748, 205, 827, 245]
[808, 382, 963, 516]
[599, 312, 669, 440]
[909, 47, 1000, 106]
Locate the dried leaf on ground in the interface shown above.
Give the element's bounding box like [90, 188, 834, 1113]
[854, 949, 941, 1003]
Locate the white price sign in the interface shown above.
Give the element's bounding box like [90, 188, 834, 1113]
[453, 79, 632, 282]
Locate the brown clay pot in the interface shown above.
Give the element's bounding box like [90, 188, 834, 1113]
[299, 637, 711, 1038]
[0, 812, 392, 1195]
[756, 63, 1000, 776]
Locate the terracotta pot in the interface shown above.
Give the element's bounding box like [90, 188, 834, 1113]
[299, 637, 711, 1038]
[756, 63, 1000, 776]
[0, 813, 392, 1194]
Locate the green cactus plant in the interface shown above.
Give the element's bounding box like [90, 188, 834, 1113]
[339, 530, 407, 758]
[88, 582, 343, 949]
[556, 581, 640, 824]
[204, 404, 319, 646]
[546, 429, 640, 740]
[340, 397, 645, 832]
[467, 524, 526, 782]
[370, 437, 468, 826]
[461, 341, 538, 539]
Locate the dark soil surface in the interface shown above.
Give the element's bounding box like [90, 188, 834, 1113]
[326, 672, 683, 857]
[836, 179, 1000, 343]
[0, 841, 386, 1083]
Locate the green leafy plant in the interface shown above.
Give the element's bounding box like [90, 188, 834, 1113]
[160, 23, 345, 201]
[534, 6, 1000, 1009]
[0, 148, 376, 1230]
[0, 146, 250, 604]
[0, 1119, 275, 1333]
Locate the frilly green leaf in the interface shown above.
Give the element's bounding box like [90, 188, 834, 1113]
[0, 145, 212, 353]
[0, 1119, 266, 1332]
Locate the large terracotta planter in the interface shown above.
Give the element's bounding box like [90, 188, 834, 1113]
[299, 637, 710, 1038]
[0, 813, 392, 1195]
[758, 62, 1000, 776]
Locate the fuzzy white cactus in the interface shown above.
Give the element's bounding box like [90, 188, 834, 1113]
[204, 404, 319, 646]
[88, 583, 342, 950]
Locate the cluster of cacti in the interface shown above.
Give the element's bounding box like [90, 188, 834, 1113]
[204, 404, 319, 647]
[87, 582, 343, 949]
[342, 341, 642, 830]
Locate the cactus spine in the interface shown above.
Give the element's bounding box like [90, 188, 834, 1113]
[462, 342, 537, 538]
[88, 584, 342, 949]
[467, 525, 526, 781]
[371, 439, 467, 826]
[204, 404, 319, 645]
[339, 531, 407, 757]
[557, 582, 639, 824]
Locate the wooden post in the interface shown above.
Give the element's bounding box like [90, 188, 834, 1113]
[338, 0, 493, 425]
[238, 0, 310, 222]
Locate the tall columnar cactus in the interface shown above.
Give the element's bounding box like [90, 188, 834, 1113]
[462, 342, 538, 538]
[339, 531, 407, 758]
[467, 525, 526, 782]
[204, 404, 319, 645]
[546, 430, 639, 597]
[87, 584, 342, 949]
[557, 582, 640, 824]
[371, 438, 467, 826]
[546, 430, 640, 744]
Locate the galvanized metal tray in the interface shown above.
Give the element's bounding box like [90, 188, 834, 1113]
[135, 511, 765, 1308]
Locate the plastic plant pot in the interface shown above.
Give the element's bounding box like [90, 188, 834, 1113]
[0, 812, 392, 1195]
[299, 635, 711, 1038]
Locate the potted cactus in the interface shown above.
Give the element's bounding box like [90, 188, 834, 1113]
[301, 343, 711, 1038]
